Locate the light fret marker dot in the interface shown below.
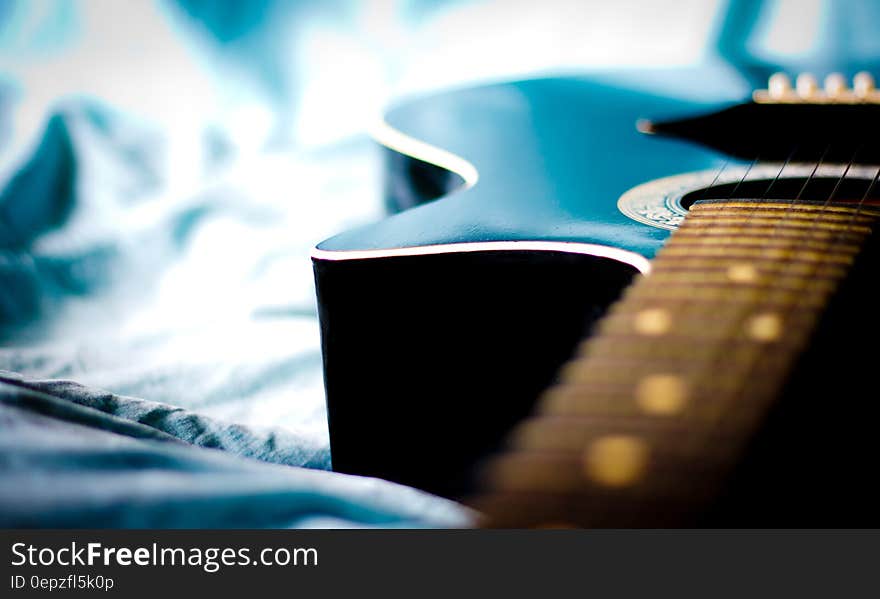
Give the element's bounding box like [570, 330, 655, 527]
[727, 263, 759, 283]
[747, 313, 782, 342]
[636, 374, 689, 415]
[583, 435, 649, 487]
[633, 308, 671, 335]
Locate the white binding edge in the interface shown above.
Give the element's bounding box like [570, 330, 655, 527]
[370, 119, 480, 188]
[312, 241, 652, 274]
[319, 121, 649, 274]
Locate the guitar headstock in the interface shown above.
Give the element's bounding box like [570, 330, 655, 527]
[641, 70, 880, 164]
[753, 72, 879, 104]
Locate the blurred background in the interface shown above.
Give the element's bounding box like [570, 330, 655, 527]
[0, 0, 872, 460]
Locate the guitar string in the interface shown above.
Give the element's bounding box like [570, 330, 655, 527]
[639, 143, 865, 524]
[686, 138, 880, 523]
[697, 147, 801, 420]
[697, 146, 866, 521]
[667, 149, 803, 518]
[603, 151, 801, 525]
[626, 154, 763, 524]
[618, 145, 859, 524]
[630, 145, 827, 523]
[615, 153, 778, 525]
[779, 144, 874, 367]
[734, 146, 872, 518]
[646, 147, 837, 524]
[555, 153, 741, 526]
[525, 152, 869, 526]
[625, 157, 737, 524]
[590, 129, 873, 524]
[489, 144, 872, 525]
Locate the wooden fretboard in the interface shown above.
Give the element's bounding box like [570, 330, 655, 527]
[468, 199, 878, 527]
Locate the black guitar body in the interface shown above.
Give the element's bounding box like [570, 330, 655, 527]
[316, 249, 638, 497]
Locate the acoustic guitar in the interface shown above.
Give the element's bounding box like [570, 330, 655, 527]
[312, 4, 880, 526]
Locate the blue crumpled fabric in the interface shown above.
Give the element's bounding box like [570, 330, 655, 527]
[0, 371, 470, 528]
[0, 96, 472, 529]
[0, 3, 473, 528]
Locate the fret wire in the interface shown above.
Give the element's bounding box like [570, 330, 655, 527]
[678, 172, 859, 472]
[467, 200, 878, 527]
[692, 150, 861, 471]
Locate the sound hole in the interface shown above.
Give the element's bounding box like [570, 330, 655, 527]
[680, 177, 880, 209]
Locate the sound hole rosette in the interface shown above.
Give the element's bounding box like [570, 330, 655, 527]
[617, 164, 880, 230]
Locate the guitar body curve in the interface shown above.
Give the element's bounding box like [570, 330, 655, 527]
[313, 67, 760, 495]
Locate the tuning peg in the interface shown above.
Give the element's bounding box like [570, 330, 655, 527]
[853, 72, 875, 98]
[767, 73, 792, 100]
[823, 72, 847, 98]
[795, 73, 819, 99]
[754, 71, 878, 104]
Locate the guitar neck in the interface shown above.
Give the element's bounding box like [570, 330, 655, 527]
[468, 199, 878, 527]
